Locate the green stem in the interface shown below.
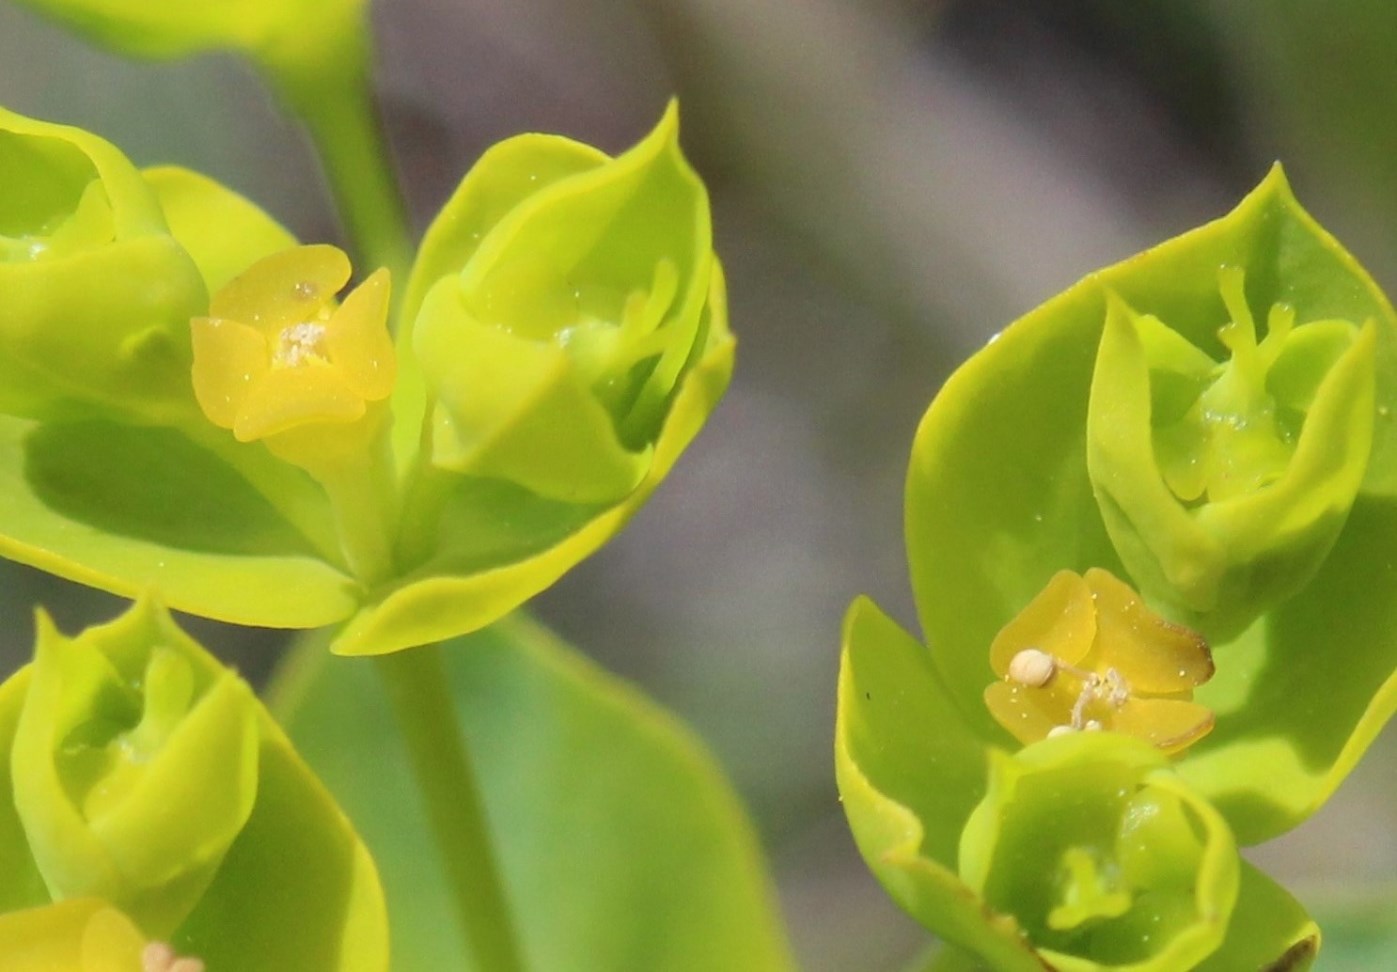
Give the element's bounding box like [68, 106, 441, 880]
[375, 644, 526, 972]
[256, 34, 413, 284]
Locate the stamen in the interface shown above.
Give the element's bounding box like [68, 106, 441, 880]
[1008, 648, 1056, 687]
[1069, 679, 1096, 730]
[274, 321, 327, 367]
[1103, 667, 1130, 707]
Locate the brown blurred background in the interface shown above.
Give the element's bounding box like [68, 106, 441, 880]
[2, 1, 1397, 968]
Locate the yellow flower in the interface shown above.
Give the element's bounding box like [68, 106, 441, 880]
[983, 569, 1215, 754]
[0, 898, 147, 972]
[190, 244, 394, 447]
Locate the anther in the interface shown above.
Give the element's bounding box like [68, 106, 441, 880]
[1008, 648, 1057, 687]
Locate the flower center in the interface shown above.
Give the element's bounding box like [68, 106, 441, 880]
[273, 320, 328, 368]
[1008, 649, 1133, 737]
[983, 569, 1215, 754]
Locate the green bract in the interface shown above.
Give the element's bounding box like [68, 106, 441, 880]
[961, 735, 1237, 972]
[0, 598, 388, 970]
[0, 106, 205, 424]
[836, 170, 1397, 967]
[836, 598, 1318, 971]
[0, 106, 730, 655]
[405, 101, 714, 504]
[1089, 267, 1376, 638]
[899, 167, 1397, 843]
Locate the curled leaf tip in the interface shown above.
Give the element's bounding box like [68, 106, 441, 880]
[985, 568, 1214, 754]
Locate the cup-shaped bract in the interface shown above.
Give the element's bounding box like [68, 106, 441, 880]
[901, 166, 1397, 844]
[836, 598, 1320, 972]
[0, 599, 388, 971]
[405, 100, 719, 504]
[0, 106, 205, 424]
[1088, 268, 1376, 638]
[961, 734, 1239, 972]
[9, 602, 258, 935]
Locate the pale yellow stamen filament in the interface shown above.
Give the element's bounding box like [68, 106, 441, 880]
[1008, 648, 1134, 735]
[274, 321, 327, 367]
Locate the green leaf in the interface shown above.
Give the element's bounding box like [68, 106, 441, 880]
[0, 414, 356, 628]
[272, 612, 794, 971]
[0, 670, 47, 914]
[902, 166, 1397, 842]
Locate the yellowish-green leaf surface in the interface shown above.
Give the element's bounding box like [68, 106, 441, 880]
[902, 167, 1397, 843]
[273, 613, 794, 971]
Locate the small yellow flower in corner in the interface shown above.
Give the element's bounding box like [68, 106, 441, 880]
[190, 244, 394, 447]
[984, 568, 1215, 754]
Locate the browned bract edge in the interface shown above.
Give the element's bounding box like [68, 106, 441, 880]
[1263, 935, 1320, 972]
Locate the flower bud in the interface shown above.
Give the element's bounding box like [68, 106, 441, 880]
[1088, 269, 1376, 636]
[0, 106, 205, 424]
[406, 101, 722, 503]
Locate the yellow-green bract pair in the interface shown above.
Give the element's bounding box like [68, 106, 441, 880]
[0, 102, 728, 655]
[0, 599, 387, 971]
[838, 169, 1397, 970]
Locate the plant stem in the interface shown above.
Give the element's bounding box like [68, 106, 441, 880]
[257, 36, 413, 285]
[375, 644, 525, 972]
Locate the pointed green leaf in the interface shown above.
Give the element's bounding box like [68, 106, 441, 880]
[273, 612, 794, 970]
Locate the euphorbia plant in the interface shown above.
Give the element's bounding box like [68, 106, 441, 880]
[838, 167, 1397, 969]
[0, 2, 790, 969]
